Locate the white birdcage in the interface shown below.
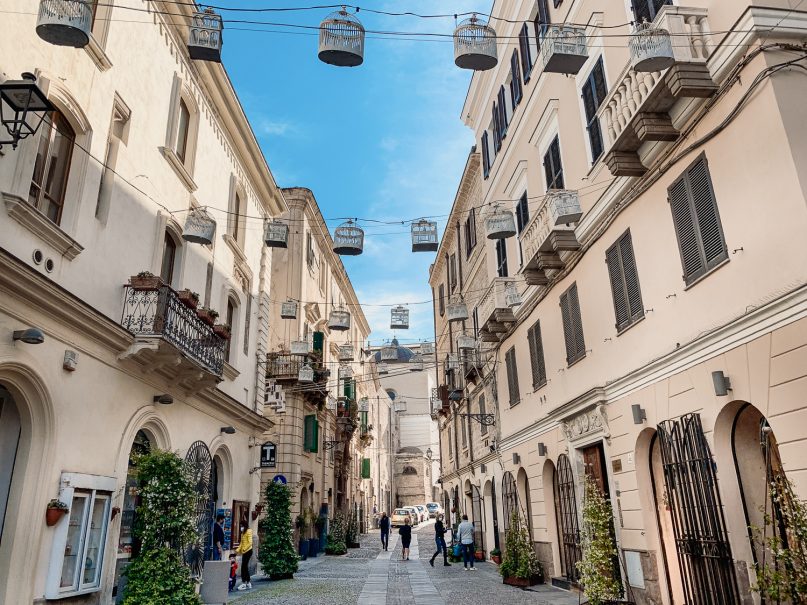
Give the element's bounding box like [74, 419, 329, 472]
[505, 282, 523, 308]
[409, 354, 424, 372]
[338, 344, 354, 362]
[629, 21, 675, 72]
[411, 219, 439, 252]
[318, 8, 365, 67]
[542, 25, 588, 74]
[326, 395, 338, 411]
[485, 207, 517, 239]
[420, 342, 435, 355]
[358, 397, 369, 412]
[547, 190, 583, 225]
[264, 220, 289, 248]
[381, 344, 398, 360]
[290, 341, 310, 356]
[280, 300, 298, 320]
[338, 365, 353, 380]
[390, 306, 409, 330]
[188, 7, 223, 62]
[453, 14, 498, 71]
[457, 335, 476, 351]
[36, 0, 92, 48]
[333, 220, 364, 255]
[446, 354, 460, 372]
[181, 208, 216, 245]
[377, 362, 389, 375]
[393, 399, 407, 413]
[328, 308, 351, 331]
[298, 364, 314, 383]
[446, 298, 469, 322]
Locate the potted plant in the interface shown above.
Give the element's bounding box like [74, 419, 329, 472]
[345, 512, 360, 548]
[325, 512, 347, 555]
[490, 547, 502, 565]
[475, 548, 485, 561]
[213, 323, 231, 340]
[257, 481, 299, 580]
[46, 499, 69, 526]
[177, 289, 199, 309]
[500, 510, 543, 587]
[577, 474, 622, 605]
[196, 307, 218, 326]
[129, 271, 162, 290]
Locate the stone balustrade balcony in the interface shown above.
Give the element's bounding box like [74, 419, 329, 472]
[477, 277, 521, 341]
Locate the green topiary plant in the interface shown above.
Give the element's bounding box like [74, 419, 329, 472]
[123, 548, 199, 605]
[577, 474, 621, 605]
[499, 510, 542, 581]
[258, 481, 298, 579]
[325, 512, 348, 554]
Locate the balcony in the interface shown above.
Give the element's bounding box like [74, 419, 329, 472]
[597, 6, 717, 177]
[266, 352, 329, 406]
[463, 350, 485, 385]
[477, 277, 523, 342]
[120, 285, 226, 390]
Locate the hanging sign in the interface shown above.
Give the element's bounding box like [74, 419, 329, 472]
[260, 442, 277, 468]
[272, 474, 287, 484]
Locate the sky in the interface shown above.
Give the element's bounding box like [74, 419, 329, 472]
[219, 1, 487, 345]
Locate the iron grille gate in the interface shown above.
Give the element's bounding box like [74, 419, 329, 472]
[185, 440, 215, 577]
[501, 471, 518, 533]
[657, 413, 739, 605]
[471, 484, 484, 551]
[555, 454, 581, 582]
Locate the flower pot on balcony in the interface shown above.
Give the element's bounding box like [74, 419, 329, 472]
[45, 507, 68, 527]
[196, 308, 217, 326]
[213, 324, 231, 340]
[177, 289, 199, 309]
[129, 273, 162, 290]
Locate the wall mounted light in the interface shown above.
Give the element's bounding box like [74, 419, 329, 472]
[537, 442, 547, 457]
[480, 463, 487, 474]
[12, 327, 44, 344]
[153, 394, 173, 405]
[712, 371, 732, 396]
[220, 426, 236, 435]
[512, 453, 520, 465]
[631, 404, 647, 425]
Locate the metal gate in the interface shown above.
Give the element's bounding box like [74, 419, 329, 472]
[471, 484, 485, 551]
[656, 413, 739, 605]
[554, 454, 581, 582]
[501, 471, 518, 533]
[185, 440, 215, 577]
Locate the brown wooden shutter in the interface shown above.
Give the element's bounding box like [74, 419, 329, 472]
[527, 320, 547, 389]
[505, 346, 520, 405]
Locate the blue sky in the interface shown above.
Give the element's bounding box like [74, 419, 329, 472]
[220, 2, 486, 344]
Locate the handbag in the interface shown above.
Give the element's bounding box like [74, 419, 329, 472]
[453, 543, 462, 557]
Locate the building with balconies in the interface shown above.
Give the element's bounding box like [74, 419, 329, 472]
[433, 1, 807, 603]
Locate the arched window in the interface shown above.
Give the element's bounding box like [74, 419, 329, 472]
[228, 188, 245, 245]
[225, 297, 237, 361]
[29, 110, 75, 225]
[386, 389, 397, 401]
[402, 466, 417, 476]
[160, 232, 178, 286]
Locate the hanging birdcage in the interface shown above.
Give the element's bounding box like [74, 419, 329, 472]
[328, 308, 351, 331]
[629, 20, 675, 72]
[446, 298, 469, 322]
[541, 25, 588, 74]
[338, 365, 353, 380]
[411, 219, 439, 252]
[446, 354, 460, 372]
[298, 364, 314, 383]
[453, 14, 498, 71]
[505, 281, 523, 308]
[36, 0, 92, 48]
[420, 342, 435, 355]
[393, 399, 407, 413]
[390, 306, 410, 330]
[409, 354, 424, 372]
[290, 341, 310, 356]
[318, 7, 365, 67]
[485, 207, 517, 239]
[188, 7, 223, 62]
[359, 397, 369, 412]
[377, 362, 389, 375]
[333, 220, 364, 255]
[182, 208, 216, 245]
[326, 395, 338, 411]
[264, 220, 289, 248]
[457, 335, 476, 351]
[338, 344, 354, 362]
[381, 344, 398, 361]
[280, 300, 298, 320]
[547, 190, 583, 225]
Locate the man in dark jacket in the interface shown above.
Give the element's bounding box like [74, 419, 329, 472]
[429, 514, 451, 567]
[379, 512, 390, 551]
[212, 514, 226, 560]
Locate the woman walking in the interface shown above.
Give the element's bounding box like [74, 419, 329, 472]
[398, 517, 412, 561]
[429, 514, 450, 567]
[236, 523, 254, 590]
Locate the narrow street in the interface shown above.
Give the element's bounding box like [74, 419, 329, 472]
[233, 521, 580, 605]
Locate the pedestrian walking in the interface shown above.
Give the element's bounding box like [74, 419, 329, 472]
[429, 514, 450, 567]
[379, 511, 390, 551]
[212, 514, 226, 560]
[398, 517, 412, 561]
[457, 514, 476, 570]
[235, 523, 253, 590]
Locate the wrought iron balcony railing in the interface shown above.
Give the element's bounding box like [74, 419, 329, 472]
[265, 353, 326, 383]
[121, 285, 226, 376]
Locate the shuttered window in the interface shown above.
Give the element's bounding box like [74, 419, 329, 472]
[361, 458, 371, 479]
[505, 346, 520, 406]
[449, 253, 458, 291]
[516, 192, 529, 233]
[478, 393, 488, 435]
[481, 132, 491, 179]
[632, 0, 672, 23]
[461, 410, 468, 448]
[464, 208, 477, 258]
[497, 86, 508, 142]
[304, 415, 319, 453]
[527, 320, 547, 389]
[606, 230, 644, 331]
[668, 156, 728, 285]
[559, 283, 586, 365]
[582, 57, 607, 162]
[492, 103, 502, 152]
[519, 23, 533, 80]
[438, 284, 445, 316]
[543, 136, 565, 190]
[510, 50, 523, 109]
[496, 239, 508, 278]
[534, 0, 550, 51]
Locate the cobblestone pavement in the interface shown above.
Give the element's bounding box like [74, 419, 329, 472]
[232, 521, 581, 605]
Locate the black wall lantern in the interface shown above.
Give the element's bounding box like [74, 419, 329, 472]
[0, 73, 54, 150]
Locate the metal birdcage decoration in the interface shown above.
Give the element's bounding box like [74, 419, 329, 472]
[338, 344, 354, 362]
[381, 344, 398, 361]
[629, 20, 675, 72]
[188, 7, 223, 62]
[36, 0, 92, 48]
[328, 307, 351, 331]
[411, 219, 439, 252]
[338, 365, 353, 380]
[547, 190, 583, 225]
[298, 363, 315, 383]
[393, 399, 407, 413]
[318, 7, 365, 67]
[182, 208, 217, 245]
[358, 397, 369, 412]
[377, 362, 389, 375]
[446, 297, 469, 322]
[453, 14, 498, 71]
[290, 340, 310, 355]
[409, 354, 424, 372]
[457, 335, 476, 351]
[504, 281, 523, 307]
[420, 342, 435, 355]
[326, 395, 338, 411]
[332, 219, 364, 255]
[280, 300, 298, 319]
[485, 207, 517, 239]
[264, 220, 289, 248]
[390, 306, 409, 330]
[446, 354, 460, 372]
[541, 25, 588, 74]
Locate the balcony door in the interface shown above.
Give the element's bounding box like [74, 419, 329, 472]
[632, 0, 672, 23]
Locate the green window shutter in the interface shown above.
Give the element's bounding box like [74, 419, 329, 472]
[343, 378, 356, 400]
[361, 458, 371, 479]
[304, 414, 319, 453]
[360, 411, 368, 431]
[312, 331, 324, 354]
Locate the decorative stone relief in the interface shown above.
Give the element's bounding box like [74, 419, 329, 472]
[561, 404, 610, 442]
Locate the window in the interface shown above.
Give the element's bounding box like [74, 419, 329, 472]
[461, 410, 468, 448]
[668, 156, 728, 285]
[448, 426, 453, 458]
[543, 136, 564, 190]
[159, 232, 177, 286]
[228, 190, 244, 244]
[361, 458, 371, 479]
[306, 231, 315, 268]
[304, 415, 319, 453]
[505, 346, 520, 406]
[560, 283, 586, 365]
[606, 230, 644, 331]
[472, 307, 479, 338]
[534, 0, 551, 50]
[29, 110, 75, 225]
[175, 99, 191, 163]
[464, 208, 477, 258]
[438, 284, 445, 316]
[449, 254, 458, 291]
[478, 393, 488, 435]
[516, 192, 529, 234]
[96, 99, 130, 223]
[225, 299, 236, 361]
[582, 57, 608, 162]
[481, 132, 491, 179]
[527, 320, 547, 389]
[510, 50, 523, 109]
[632, 0, 672, 23]
[492, 104, 502, 153]
[496, 239, 508, 278]
[402, 466, 418, 476]
[497, 86, 509, 141]
[519, 23, 533, 80]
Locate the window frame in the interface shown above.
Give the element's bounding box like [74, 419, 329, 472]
[29, 110, 76, 226]
[159, 231, 178, 286]
[543, 136, 565, 190]
[581, 56, 608, 163]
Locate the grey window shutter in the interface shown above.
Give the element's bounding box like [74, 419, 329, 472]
[619, 231, 644, 320]
[559, 291, 575, 364]
[527, 320, 547, 388]
[688, 158, 727, 268]
[478, 393, 487, 434]
[606, 242, 630, 329]
[569, 284, 585, 359]
[669, 177, 703, 281]
[505, 347, 520, 405]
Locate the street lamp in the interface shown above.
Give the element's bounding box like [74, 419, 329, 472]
[0, 73, 54, 150]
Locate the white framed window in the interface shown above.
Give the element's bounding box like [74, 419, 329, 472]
[46, 473, 116, 599]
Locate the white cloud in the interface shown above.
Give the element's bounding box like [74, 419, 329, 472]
[255, 117, 300, 138]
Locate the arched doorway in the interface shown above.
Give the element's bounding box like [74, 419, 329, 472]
[554, 454, 581, 583]
[483, 480, 500, 551]
[501, 471, 518, 534]
[0, 386, 21, 547]
[185, 440, 215, 577]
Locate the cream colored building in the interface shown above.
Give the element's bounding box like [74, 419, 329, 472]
[432, 1, 807, 604]
[0, 2, 290, 603]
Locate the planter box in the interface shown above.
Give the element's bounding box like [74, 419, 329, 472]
[270, 572, 294, 580]
[129, 275, 162, 290]
[212, 325, 231, 340]
[503, 574, 543, 588]
[177, 290, 199, 309]
[196, 309, 217, 326]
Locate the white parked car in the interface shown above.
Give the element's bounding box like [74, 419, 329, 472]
[426, 502, 443, 518]
[403, 506, 420, 525]
[414, 505, 428, 522]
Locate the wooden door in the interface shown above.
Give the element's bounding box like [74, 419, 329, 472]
[581, 443, 610, 497]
